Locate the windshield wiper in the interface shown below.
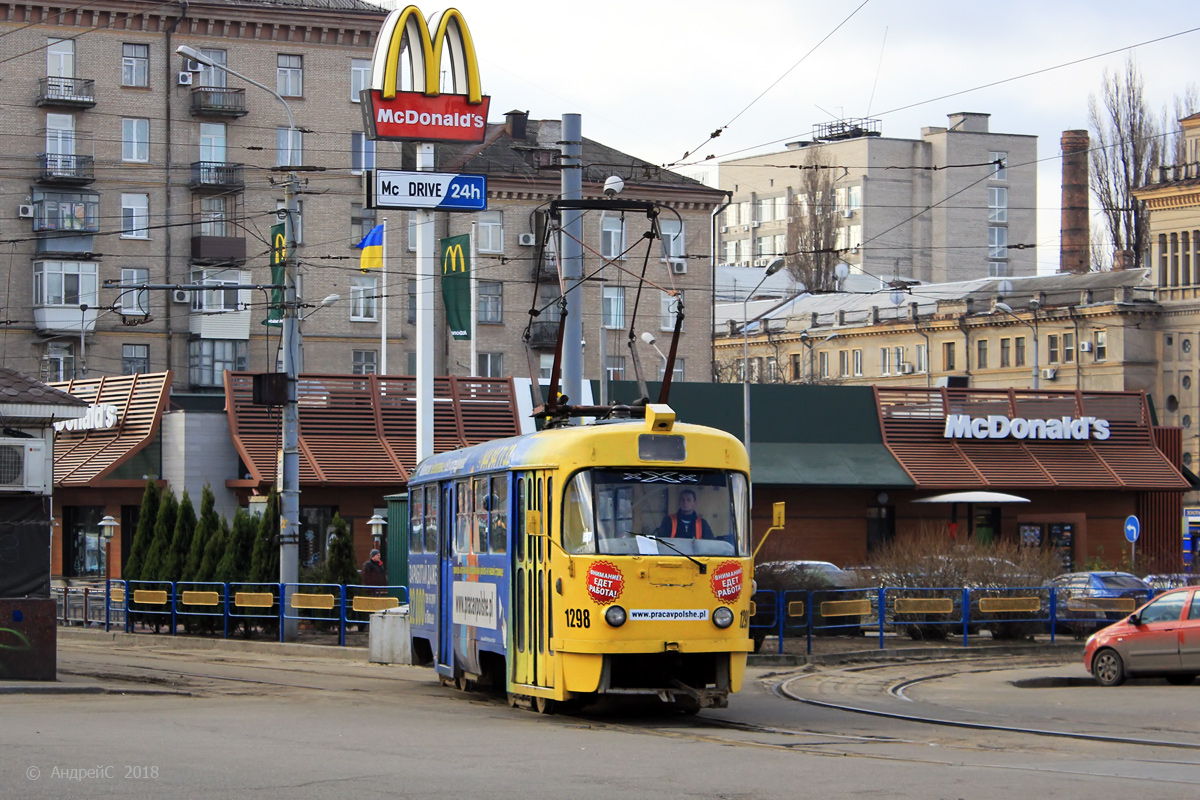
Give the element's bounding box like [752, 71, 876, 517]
[635, 534, 707, 574]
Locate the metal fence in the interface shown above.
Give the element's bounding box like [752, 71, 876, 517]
[750, 584, 1156, 654]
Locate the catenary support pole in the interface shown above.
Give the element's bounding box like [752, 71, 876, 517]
[561, 114, 583, 420]
[416, 143, 435, 461]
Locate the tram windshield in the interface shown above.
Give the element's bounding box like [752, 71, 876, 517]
[562, 469, 749, 557]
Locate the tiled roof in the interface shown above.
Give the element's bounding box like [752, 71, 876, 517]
[0, 367, 85, 407]
[199, 0, 386, 12]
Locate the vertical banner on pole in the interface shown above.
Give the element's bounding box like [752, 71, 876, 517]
[441, 234, 471, 340]
[263, 223, 286, 326]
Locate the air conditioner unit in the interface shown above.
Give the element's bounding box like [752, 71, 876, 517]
[517, 232, 536, 247]
[185, 59, 203, 72]
[842, 209, 854, 218]
[0, 438, 47, 493]
[720, 226, 728, 233]
[752, 258, 767, 268]
[899, 363, 915, 374]
[670, 260, 688, 275]
[1079, 341, 1093, 352]
[177, 71, 194, 86]
[18, 204, 34, 218]
[751, 221, 761, 228]
[172, 289, 192, 304]
[1041, 367, 1058, 380]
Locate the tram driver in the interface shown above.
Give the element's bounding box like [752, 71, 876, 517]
[658, 489, 716, 541]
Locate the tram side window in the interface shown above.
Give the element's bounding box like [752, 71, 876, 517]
[424, 488, 438, 552]
[563, 471, 597, 554]
[490, 474, 508, 554]
[516, 476, 525, 562]
[455, 479, 471, 554]
[409, 487, 424, 553]
[473, 477, 490, 553]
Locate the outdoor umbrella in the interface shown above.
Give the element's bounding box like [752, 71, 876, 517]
[912, 491, 1030, 539]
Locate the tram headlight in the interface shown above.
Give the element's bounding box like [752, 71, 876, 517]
[605, 605, 627, 627]
[712, 606, 734, 629]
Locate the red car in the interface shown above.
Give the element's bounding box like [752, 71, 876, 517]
[1083, 586, 1200, 686]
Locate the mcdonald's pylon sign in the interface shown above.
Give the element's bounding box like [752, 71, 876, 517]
[360, 5, 490, 143]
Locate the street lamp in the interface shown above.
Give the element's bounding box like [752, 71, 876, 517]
[640, 332, 668, 378]
[98, 515, 118, 632]
[743, 257, 786, 472]
[177, 43, 304, 640]
[367, 514, 387, 551]
[993, 300, 1041, 390]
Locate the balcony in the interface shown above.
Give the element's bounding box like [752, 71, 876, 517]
[526, 320, 561, 350]
[36, 77, 96, 108]
[191, 234, 246, 265]
[37, 153, 95, 185]
[189, 86, 248, 117]
[189, 162, 245, 192]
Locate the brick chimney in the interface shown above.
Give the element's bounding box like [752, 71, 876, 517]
[505, 109, 528, 140]
[1060, 130, 1090, 273]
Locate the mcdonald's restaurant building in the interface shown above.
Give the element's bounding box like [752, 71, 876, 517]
[610, 382, 1192, 570]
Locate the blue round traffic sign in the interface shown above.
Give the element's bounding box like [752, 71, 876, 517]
[1124, 515, 1140, 543]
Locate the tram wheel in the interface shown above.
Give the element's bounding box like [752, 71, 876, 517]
[456, 675, 473, 692]
[507, 692, 520, 708]
[535, 696, 555, 715]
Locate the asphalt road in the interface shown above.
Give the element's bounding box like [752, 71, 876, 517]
[3, 630, 1199, 799]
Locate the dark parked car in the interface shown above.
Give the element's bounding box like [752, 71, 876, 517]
[751, 561, 866, 650]
[1084, 586, 1200, 686]
[1051, 571, 1151, 623]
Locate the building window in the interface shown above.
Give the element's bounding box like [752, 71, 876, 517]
[121, 193, 149, 239]
[478, 211, 503, 253]
[660, 291, 682, 331]
[724, 241, 737, 264]
[122, 344, 149, 374]
[276, 127, 303, 167]
[45, 342, 75, 381]
[790, 353, 802, 381]
[988, 225, 1007, 259]
[33, 190, 99, 232]
[199, 122, 226, 164]
[943, 341, 956, 371]
[350, 275, 377, 321]
[602, 215, 625, 259]
[913, 343, 927, 373]
[818, 350, 829, 379]
[852, 349, 863, 377]
[605, 355, 625, 382]
[1063, 332, 1076, 363]
[1047, 334, 1060, 364]
[879, 347, 892, 376]
[197, 49, 226, 88]
[838, 350, 849, 377]
[122, 43, 149, 87]
[988, 262, 1010, 278]
[352, 350, 377, 375]
[988, 186, 1008, 223]
[602, 286, 624, 329]
[190, 269, 241, 312]
[756, 198, 772, 223]
[351, 203, 375, 244]
[407, 279, 417, 324]
[350, 58, 370, 102]
[34, 261, 98, 307]
[1094, 329, 1107, 362]
[478, 281, 502, 323]
[120, 268, 149, 315]
[977, 339, 989, 370]
[277, 54, 302, 97]
[661, 218, 685, 266]
[351, 131, 375, 174]
[989, 151, 1007, 180]
[408, 212, 418, 251]
[765, 357, 778, 383]
[47, 37, 74, 78]
[188, 339, 248, 387]
[199, 195, 227, 236]
[659, 358, 684, 382]
[1015, 336, 1026, 367]
[121, 118, 149, 162]
[478, 352, 503, 378]
[999, 337, 1011, 368]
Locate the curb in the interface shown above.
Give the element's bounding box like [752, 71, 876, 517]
[56, 626, 370, 662]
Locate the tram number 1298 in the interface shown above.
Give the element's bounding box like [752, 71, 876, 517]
[565, 608, 591, 628]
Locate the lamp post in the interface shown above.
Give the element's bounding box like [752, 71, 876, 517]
[743, 257, 785, 472]
[640, 332, 669, 379]
[178, 44, 303, 640]
[994, 300, 1041, 390]
[367, 514, 387, 552]
[98, 515, 118, 632]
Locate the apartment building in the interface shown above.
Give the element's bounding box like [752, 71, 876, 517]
[717, 113, 1037, 285]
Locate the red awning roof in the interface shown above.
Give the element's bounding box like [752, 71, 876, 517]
[875, 387, 1189, 491]
[51, 372, 172, 486]
[224, 372, 521, 487]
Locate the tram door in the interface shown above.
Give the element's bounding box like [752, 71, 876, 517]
[437, 481, 455, 673]
[512, 471, 554, 690]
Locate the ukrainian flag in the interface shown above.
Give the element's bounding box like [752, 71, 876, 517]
[355, 224, 385, 271]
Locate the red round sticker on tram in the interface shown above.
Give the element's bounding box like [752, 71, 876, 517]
[586, 561, 624, 606]
[710, 561, 743, 603]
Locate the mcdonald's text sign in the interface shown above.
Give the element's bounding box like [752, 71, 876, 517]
[362, 5, 490, 143]
[369, 169, 487, 211]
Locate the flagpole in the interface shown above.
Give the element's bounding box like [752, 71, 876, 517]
[380, 217, 388, 375]
[470, 221, 477, 377]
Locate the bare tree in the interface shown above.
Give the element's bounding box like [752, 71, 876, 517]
[1164, 83, 1199, 165]
[1088, 57, 1162, 268]
[785, 149, 840, 292]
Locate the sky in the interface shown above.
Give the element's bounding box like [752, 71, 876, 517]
[377, 0, 1200, 275]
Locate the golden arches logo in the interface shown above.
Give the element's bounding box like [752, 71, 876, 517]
[442, 243, 466, 274]
[374, 5, 482, 104]
[272, 230, 287, 264]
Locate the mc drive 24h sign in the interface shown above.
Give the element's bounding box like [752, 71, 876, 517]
[360, 6, 490, 143]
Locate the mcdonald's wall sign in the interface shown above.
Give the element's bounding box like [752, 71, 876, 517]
[360, 5, 490, 143]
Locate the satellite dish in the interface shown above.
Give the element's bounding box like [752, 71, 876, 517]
[998, 280, 1013, 295]
[834, 263, 851, 281]
[890, 290, 904, 306]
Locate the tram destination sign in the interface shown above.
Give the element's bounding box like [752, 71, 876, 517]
[367, 169, 487, 212]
